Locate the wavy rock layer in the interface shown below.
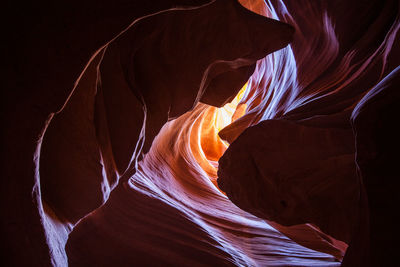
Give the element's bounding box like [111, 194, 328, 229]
[2, 0, 400, 266]
[40, 0, 294, 226]
[218, 0, 400, 265]
[67, 103, 341, 266]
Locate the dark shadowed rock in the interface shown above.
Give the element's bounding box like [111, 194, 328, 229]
[39, 0, 294, 225]
[343, 66, 400, 266]
[218, 119, 359, 246]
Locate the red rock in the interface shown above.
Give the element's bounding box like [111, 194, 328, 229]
[39, 0, 294, 225]
[2, 0, 399, 266]
[218, 119, 359, 252]
[343, 66, 400, 266]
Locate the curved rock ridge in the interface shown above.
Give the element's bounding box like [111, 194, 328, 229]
[218, 0, 400, 265]
[67, 103, 342, 266]
[2, 0, 399, 266]
[40, 0, 294, 225]
[66, 0, 356, 263]
[37, 0, 297, 266]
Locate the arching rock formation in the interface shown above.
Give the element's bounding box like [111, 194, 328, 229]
[217, 0, 400, 265]
[2, 0, 400, 266]
[2, 0, 296, 266]
[39, 0, 294, 225]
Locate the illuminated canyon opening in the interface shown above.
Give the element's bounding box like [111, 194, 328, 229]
[2, 0, 400, 266]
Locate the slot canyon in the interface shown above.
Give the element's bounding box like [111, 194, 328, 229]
[2, 0, 400, 266]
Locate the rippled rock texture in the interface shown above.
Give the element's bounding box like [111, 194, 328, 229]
[2, 0, 399, 266]
[217, 0, 400, 265]
[40, 0, 294, 226]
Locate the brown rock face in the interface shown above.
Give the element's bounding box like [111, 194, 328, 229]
[39, 0, 294, 226]
[218, 119, 359, 246]
[0, 1, 296, 266]
[2, 0, 399, 266]
[344, 66, 400, 266]
[216, 0, 400, 265]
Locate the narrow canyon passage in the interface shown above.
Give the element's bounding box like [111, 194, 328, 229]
[66, 87, 344, 266]
[2, 0, 400, 266]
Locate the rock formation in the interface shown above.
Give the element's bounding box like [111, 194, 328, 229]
[2, 0, 399, 266]
[217, 0, 400, 265]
